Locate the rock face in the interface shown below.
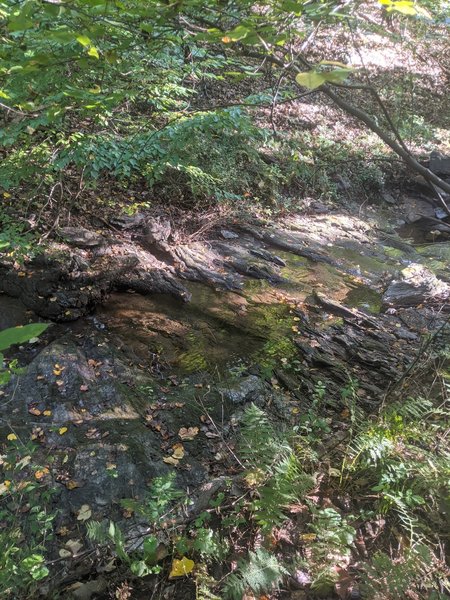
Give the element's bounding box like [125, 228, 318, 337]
[0, 334, 208, 514]
[382, 264, 450, 307]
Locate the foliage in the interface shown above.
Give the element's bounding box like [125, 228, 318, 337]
[222, 548, 287, 600]
[0, 0, 448, 218]
[0, 438, 56, 598]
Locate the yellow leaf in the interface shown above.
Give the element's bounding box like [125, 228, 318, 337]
[6, 433, 17, 441]
[221, 36, 231, 43]
[172, 443, 185, 460]
[43, 410, 52, 416]
[0, 481, 11, 495]
[59, 427, 68, 435]
[169, 556, 195, 578]
[3, 192, 11, 198]
[88, 46, 99, 59]
[301, 533, 317, 542]
[163, 456, 179, 466]
[35, 467, 49, 480]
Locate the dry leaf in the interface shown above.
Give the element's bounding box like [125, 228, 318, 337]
[59, 427, 68, 435]
[28, 407, 42, 416]
[172, 443, 185, 460]
[59, 548, 72, 559]
[169, 556, 195, 578]
[66, 480, 80, 490]
[79, 384, 89, 392]
[43, 409, 52, 417]
[76, 504, 92, 521]
[178, 427, 199, 441]
[65, 539, 83, 555]
[34, 467, 50, 481]
[163, 456, 179, 466]
[56, 380, 64, 387]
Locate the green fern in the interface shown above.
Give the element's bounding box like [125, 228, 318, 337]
[223, 549, 287, 600]
[239, 403, 287, 471]
[252, 454, 315, 531]
[361, 544, 436, 599]
[86, 520, 107, 544]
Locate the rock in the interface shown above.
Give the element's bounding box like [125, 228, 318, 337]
[429, 151, 450, 176]
[0, 334, 207, 514]
[220, 229, 239, 240]
[382, 264, 450, 307]
[110, 213, 145, 230]
[0, 295, 29, 328]
[57, 227, 105, 248]
[382, 191, 397, 205]
[218, 375, 266, 404]
[68, 578, 107, 600]
[141, 218, 172, 248]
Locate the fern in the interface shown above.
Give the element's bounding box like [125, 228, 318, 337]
[361, 544, 434, 600]
[239, 403, 289, 471]
[223, 549, 287, 600]
[252, 454, 315, 531]
[86, 520, 107, 544]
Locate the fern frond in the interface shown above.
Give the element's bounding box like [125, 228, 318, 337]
[86, 520, 107, 544]
[223, 549, 287, 600]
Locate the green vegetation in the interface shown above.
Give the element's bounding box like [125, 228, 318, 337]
[1, 0, 449, 230]
[1, 0, 450, 598]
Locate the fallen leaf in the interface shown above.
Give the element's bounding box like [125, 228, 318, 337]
[59, 427, 68, 435]
[0, 481, 11, 495]
[301, 533, 317, 542]
[172, 443, 185, 460]
[66, 480, 81, 490]
[79, 384, 89, 392]
[76, 504, 92, 521]
[35, 467, 50, 480]
[65, 539, 83, 555]
[43, 409, 52, 417]
[178, 427, 199, 441]
[163, 456, 179, 466]
[169, 556, 195, 578]
[28, 407, 42, 416]
[56, 380, 64, 387]
[59, 548, 72, 559]
[57, 526, 70, 536]
[6, 433, 17, 441]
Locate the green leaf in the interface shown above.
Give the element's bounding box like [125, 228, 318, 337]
[323, 68, 353, 84]
[295, 70, 327, 89]
[143, 535, 158, 562]
[225, 25, 251, 42]
[0, 323, 50, 352]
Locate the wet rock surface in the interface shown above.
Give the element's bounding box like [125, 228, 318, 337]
[1, 190, 450, 594]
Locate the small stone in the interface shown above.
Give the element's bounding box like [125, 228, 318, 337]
[220, 229, 239, 240]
